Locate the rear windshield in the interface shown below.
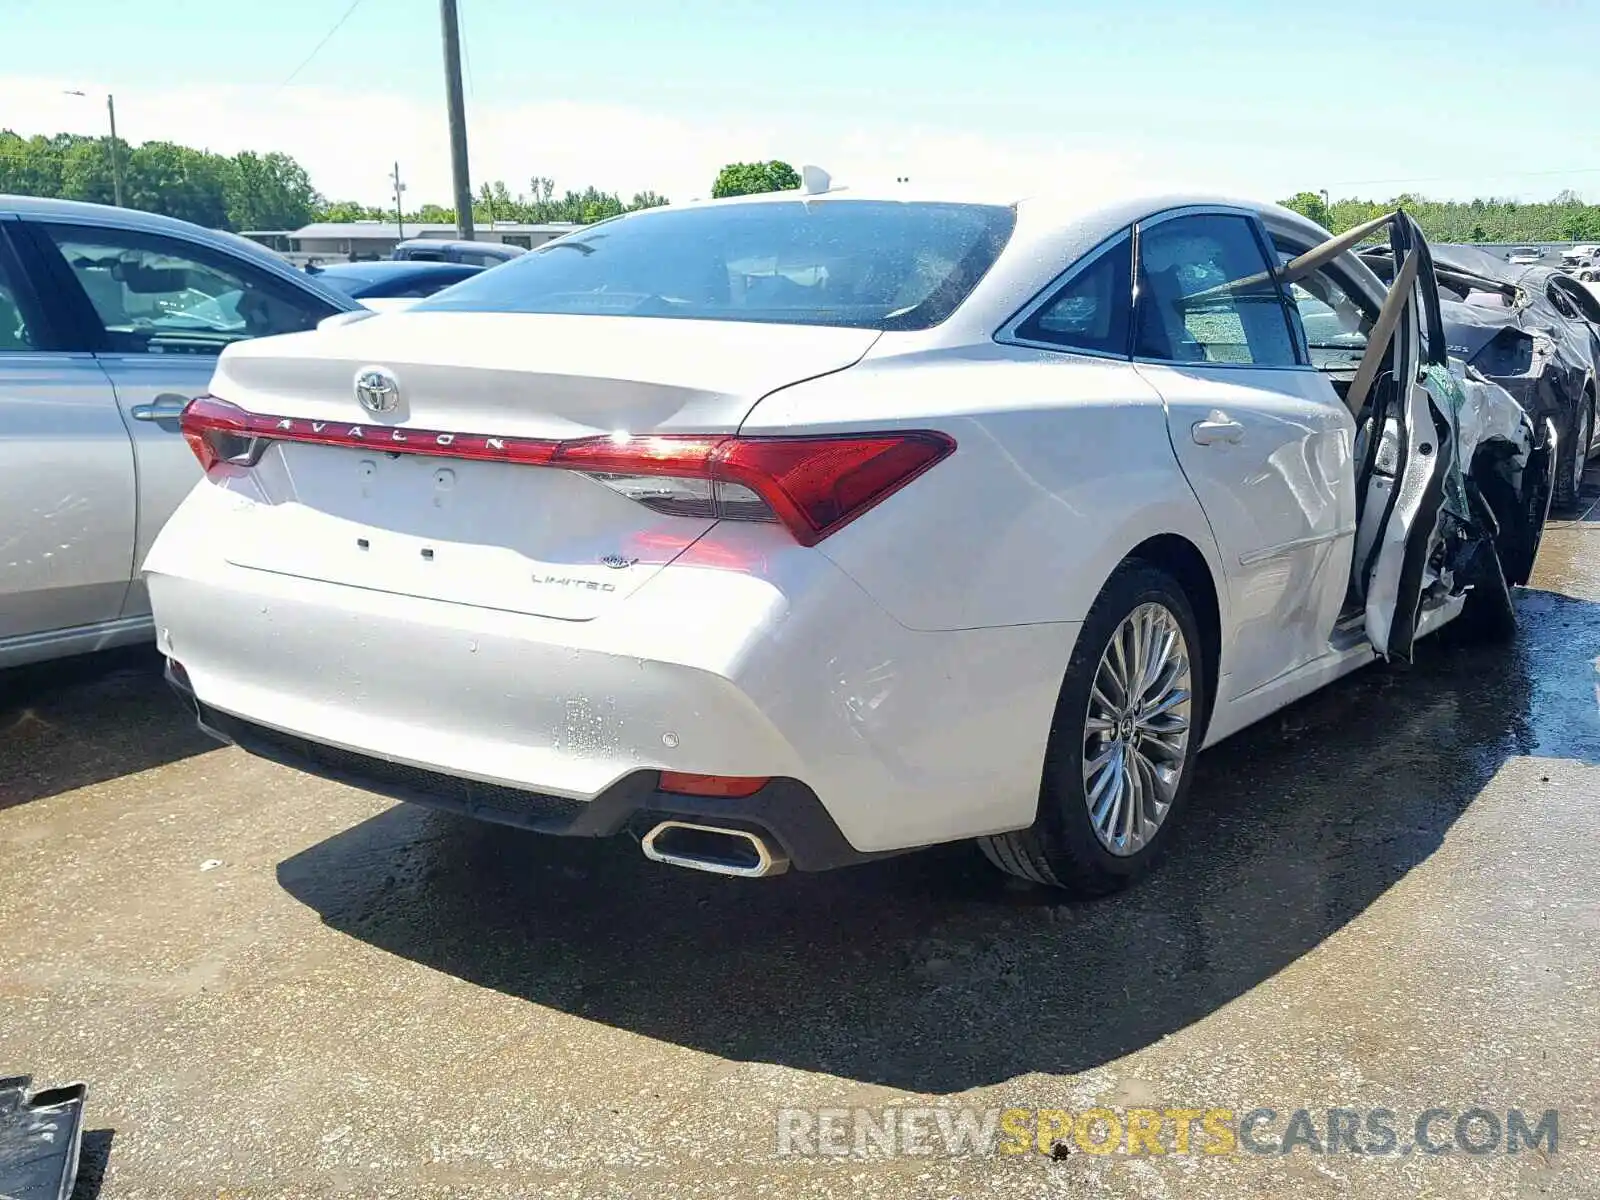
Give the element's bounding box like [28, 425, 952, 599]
[413, 200, 1016, 330]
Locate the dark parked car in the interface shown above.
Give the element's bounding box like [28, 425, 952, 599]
[307, 260, 482, 304]
[390, 238, 523, 267]
[1364, 242, 1600, 509]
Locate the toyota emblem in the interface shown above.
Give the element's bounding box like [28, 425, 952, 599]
[354, 367, 400, 414]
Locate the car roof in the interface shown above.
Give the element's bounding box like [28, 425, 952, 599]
[395, 238, 519, 253]
[616, 181, 1295, 233]
[0, 193, 358, 310]
[4, 193, 276, 255]
[316, 260, 478, 276]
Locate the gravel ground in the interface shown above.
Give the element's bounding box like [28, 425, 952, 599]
[3, 480, 1599, 1199]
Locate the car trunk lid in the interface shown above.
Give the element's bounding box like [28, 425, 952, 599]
[208, 312, 878, 620]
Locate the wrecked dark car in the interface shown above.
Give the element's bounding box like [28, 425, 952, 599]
[1362, 242, 1600, 510]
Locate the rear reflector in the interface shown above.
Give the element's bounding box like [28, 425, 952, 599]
[180, 396, 954, 546]
[658, 772, 771, 798]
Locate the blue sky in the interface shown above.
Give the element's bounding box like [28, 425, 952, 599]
[3, 0, 1596, 208]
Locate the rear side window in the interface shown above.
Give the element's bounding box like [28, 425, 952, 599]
[1012, 234, 1132, 356]
[1135, 213, 1299, 366]
[416, 200, 1017, 331]
[39, 224, 336, 355]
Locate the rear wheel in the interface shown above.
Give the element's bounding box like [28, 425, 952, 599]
[1553, 399, 1591, 512]
[979, 561, 1207, 896]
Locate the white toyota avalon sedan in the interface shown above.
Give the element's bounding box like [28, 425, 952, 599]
[147, 177, 1553, 895]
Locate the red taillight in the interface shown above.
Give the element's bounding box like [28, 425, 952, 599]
[179, 395, 252, 471]
[571, 431, 955, 545]
[718, 434, 954, 546]
[179, 397, 954, 546]
[658, 771, 771, 798]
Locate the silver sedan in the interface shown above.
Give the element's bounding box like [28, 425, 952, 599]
[0, 196, 356, 668]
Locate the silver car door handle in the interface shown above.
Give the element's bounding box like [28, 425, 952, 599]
[131, 394, 192, 422]
[1191, 416, 1245, 446]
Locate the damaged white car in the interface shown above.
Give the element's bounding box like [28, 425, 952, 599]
[146, 184, 1553, 896]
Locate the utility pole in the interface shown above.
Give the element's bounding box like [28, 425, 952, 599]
[439, 0, 475, 240]
[106, 94, 125, 207]
[391, 162, 407, 242]
[64, 90, 124, 207]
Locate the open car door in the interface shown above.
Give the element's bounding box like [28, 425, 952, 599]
[1264, 210, 1450, 659]
[1322, 214, 1552, 659]
[1185, 210, 1489, 662]
[1342, 215, 1452, 659]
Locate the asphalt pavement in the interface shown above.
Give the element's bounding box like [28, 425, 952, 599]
[3, 481, 1599, 1199]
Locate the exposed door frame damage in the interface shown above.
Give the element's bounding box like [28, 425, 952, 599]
[1317, 213, 1553, 659]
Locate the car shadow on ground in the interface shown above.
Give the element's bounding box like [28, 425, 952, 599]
[277, 587, 1600, 1094]
[0, 647, 215, 811]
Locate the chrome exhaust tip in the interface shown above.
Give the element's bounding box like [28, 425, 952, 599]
[640, 820, 790, 878]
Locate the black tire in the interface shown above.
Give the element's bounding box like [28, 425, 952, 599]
[978, 560, 1207, 896]
[1552, 400, 1591, 513]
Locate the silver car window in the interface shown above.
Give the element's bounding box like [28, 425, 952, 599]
[1010, 234, 1133, 356]
[41, 224, 334, 355]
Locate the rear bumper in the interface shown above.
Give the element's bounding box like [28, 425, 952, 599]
[147, 514, 1078, 857]
[171, 671, 877, 870]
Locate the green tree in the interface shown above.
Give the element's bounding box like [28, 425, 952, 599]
[317, 199, 387, 222]
[711, 160, 800, 199]
[123, 141, 231, 228]
[0, 132, 69, 196]
[473, 179, 516, 221]
[1276, 187, 1600, 243]
[1280, 190, 1331, 230]
[57, 137, 118, 206]
[227, 151, 318, 231]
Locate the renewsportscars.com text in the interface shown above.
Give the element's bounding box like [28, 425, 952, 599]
[775, 1105, 1559, 1159]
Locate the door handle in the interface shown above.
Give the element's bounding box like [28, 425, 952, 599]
[131, 393, 192, 422]
[1191, 414, 1245, 446]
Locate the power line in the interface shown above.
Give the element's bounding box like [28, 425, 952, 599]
[279, 0, 367, 88]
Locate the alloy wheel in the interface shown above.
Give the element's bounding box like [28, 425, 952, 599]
[1082, 602, 1193, 857]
